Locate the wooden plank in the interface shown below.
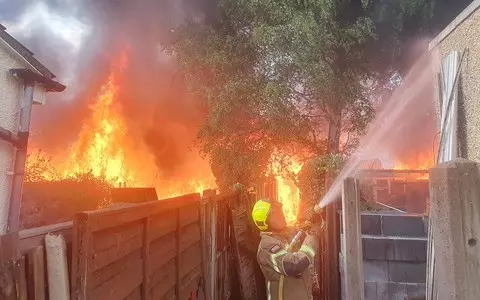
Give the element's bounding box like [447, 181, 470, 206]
[45, 234, 70, 300]
[180, 243, 202, 279]
[341, 178, 364, 300]
[13, 256, 27, 300]
[162, 287, 176, 300]
[19, 222, 73, 255]
[124, 286, 142, 300]
[28, 246, 45, 300]
[19, 222, 73, 239]
[85, 194, 200, 232]
[175, 208, 181, 300]
[209, 199, 217, 300]
[230, 204, 260, 300]
[179, 267, 202, 300]
[180, 223, 201, 252]
[149, 260, 176, 299]
[148, 235, 176, 276]
[429, 159, 480, 299]
[92, 220, 143, 252]
[180, 206, 200, 227]
[149, 259, 175, 289]
[327, 201, 341, 300]
[90, 260, 143, 299]
[149, 212, 177, 242]
[90, 250, 142, 289]
[90, 233, 143, 272]
[143, 216, 151, 300]
[181, 264, 202, 287]
[71, 213, 92, 300]
[198, 202, 209, 300]
[214, 191, 238, 203]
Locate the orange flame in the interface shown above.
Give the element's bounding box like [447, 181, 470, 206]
[269, 155, 303, 225]
[392, 151, 434, 180]
[31, 49, 216, 198]
[64, 50, 135, 185]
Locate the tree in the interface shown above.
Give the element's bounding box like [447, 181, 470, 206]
[168, 0, 376, 188]
[25, 150, 60, 182]
[168, 0, 473, 189]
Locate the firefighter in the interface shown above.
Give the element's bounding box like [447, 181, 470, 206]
[252, 198, 317, 300]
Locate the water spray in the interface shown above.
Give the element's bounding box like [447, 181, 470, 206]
[317, 53, 437, 208]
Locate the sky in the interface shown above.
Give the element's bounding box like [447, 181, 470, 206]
[0, 0, 90, 93]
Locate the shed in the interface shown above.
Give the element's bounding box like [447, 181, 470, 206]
[0, 24, 65, 233]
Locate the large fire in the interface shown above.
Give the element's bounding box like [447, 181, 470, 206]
[269, 156, 303, 225]
[65, 50, 134, 184]
[30, 50, 216, 198]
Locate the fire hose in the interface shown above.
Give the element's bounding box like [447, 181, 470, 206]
[278, 204, 322, 300]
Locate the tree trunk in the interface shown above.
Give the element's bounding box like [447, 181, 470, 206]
[327, 106, 342, 154]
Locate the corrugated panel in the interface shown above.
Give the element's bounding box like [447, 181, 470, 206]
[439, 50, 459, 162]
[428, 50, 461, 300]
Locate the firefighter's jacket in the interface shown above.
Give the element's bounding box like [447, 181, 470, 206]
[257, 231, 317, 300]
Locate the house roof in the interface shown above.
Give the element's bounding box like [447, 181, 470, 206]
[0, 23, 56, 79]
[429, 0, 480, 50]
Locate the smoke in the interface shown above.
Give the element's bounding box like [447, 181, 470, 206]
[0, 0, 214, 180]
[374, 39, 438, 167]
[320, 48, 438, 207]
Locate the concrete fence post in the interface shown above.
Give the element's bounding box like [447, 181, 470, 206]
[429, 159, 480, 299]
[342, 177, 364, 300]
[45, 233, 70, 300]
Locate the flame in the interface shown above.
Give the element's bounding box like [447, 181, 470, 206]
[392, 151, 434, 180]
[392, 151, 434, 171]
[29, 49, 216, 198]
[64, 50, 135, 185]
[269, 155, 303, 225]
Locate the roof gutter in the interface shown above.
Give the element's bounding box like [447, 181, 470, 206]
[10, 69, 65, 92]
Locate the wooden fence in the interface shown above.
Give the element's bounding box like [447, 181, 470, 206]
[69, 189, 264, 300]
[0, 189, 264, 300]
[340, 178, 364, 300]
[0, 221, 73, 299]
[70, 193, 205, 300]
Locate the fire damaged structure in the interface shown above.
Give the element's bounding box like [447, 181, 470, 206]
[358, 169, 429, 214]
[0, 24, 65, 233]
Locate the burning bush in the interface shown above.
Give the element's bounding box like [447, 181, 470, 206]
[21, 150, 113, 229]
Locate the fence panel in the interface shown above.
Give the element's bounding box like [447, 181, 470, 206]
[70, 193, 205, 300]
[207, 191, 238, 300]
[230, 191, 266, 300]
[0, 190, 256, 300]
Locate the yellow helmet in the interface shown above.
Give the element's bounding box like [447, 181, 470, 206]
[252, 199, 271, 231]
[252, 198, 286, 231]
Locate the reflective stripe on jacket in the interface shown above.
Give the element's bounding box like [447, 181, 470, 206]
[257, 232, 317, 300]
